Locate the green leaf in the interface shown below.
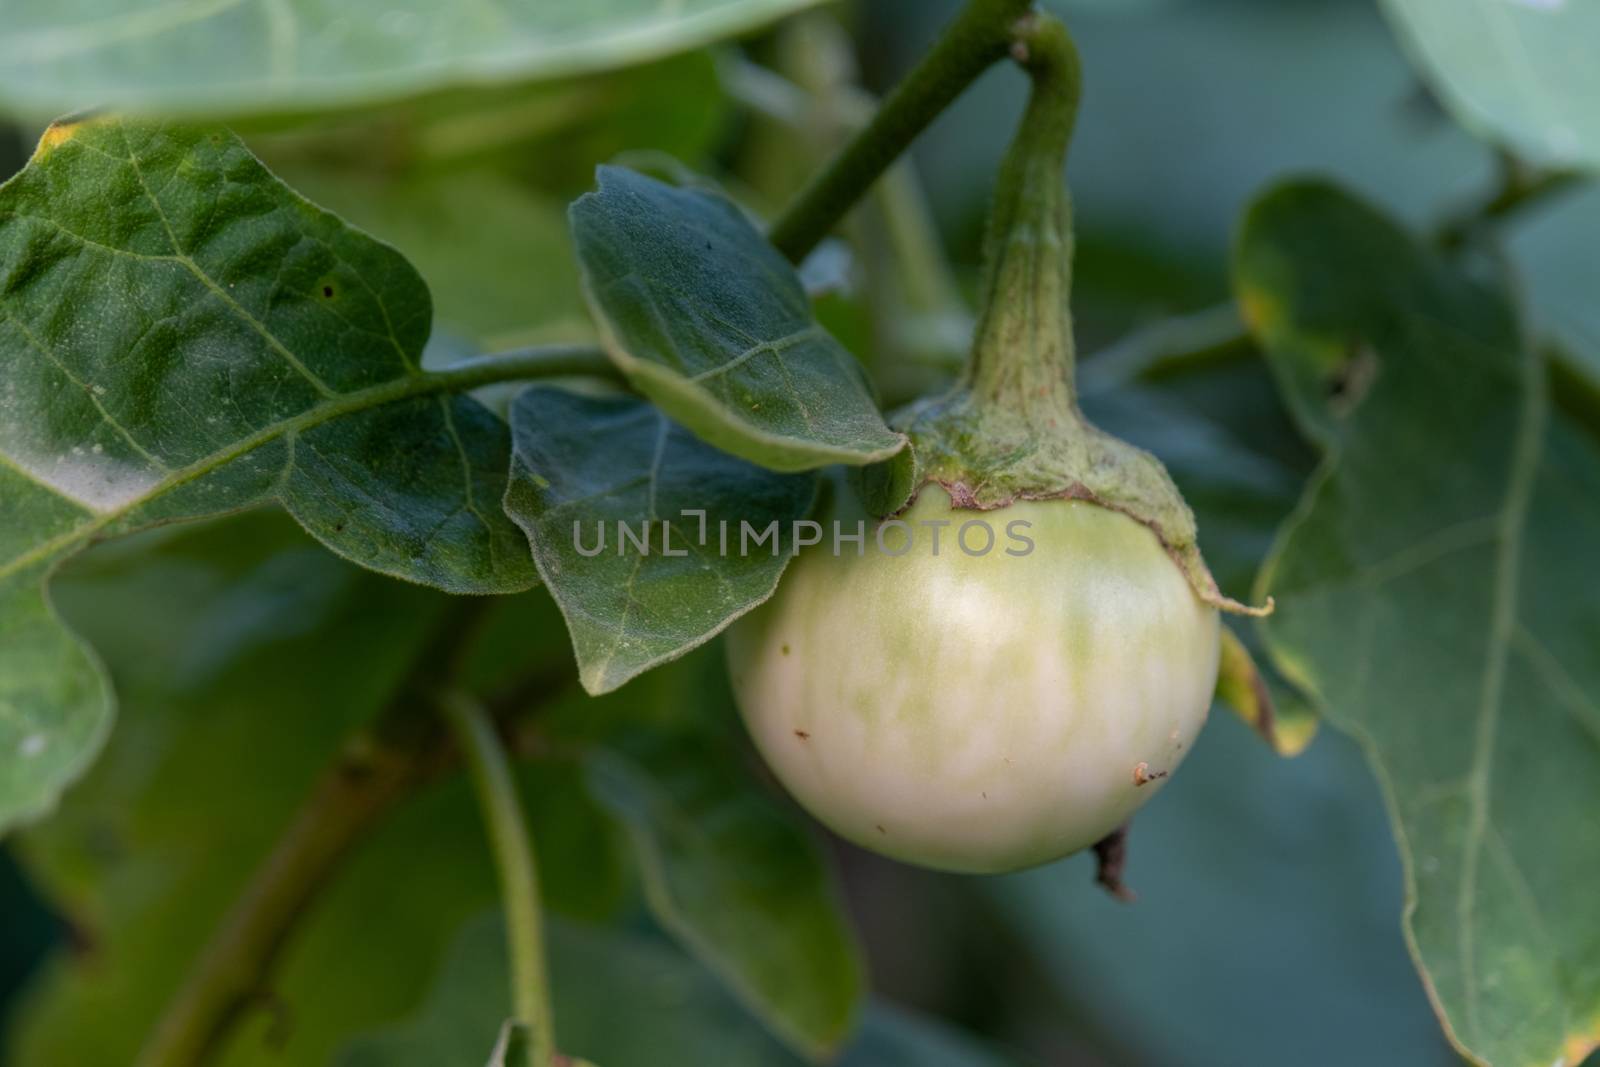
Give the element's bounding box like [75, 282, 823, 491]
[265, 166, 590, 352]
[0, 118, 537, 831]
[9, 513, 623, 1067]
[1237, 181, 1600, 1067]
[1379, 0, 1600, 169]
[504, 385, 818, 695]
[569, 166, 905, 471]
[340, 914, 802, 1067]
[342, 913, 1001, 1067]
[587, 727, 865, 1058]
[0, 0, 825, 121]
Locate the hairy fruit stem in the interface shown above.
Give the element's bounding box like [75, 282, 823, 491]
[965, 13, 1082, 424]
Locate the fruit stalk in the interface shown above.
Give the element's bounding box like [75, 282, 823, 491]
[965, 13, 1083, 425]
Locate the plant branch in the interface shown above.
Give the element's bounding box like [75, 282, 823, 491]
[436, 689, 556, 1066]
[426, 344, 619, 392]
[135, 599, 488, 1067]
[1436, 151, 1587, 249]
[766, 0, 1035, 264]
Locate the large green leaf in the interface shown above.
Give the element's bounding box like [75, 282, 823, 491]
[569, 166, 904, 472]
[0, 0, 823, 120]
[8, 513, 622, 1067]
[1379, 0, 1600, 169]
[1237, 181, 1600, 1067]
[504, 385, 817, 695]
[341, 913, 1011, 1067]
[587, 729, 865, 1058]
[0, 118, 537, 831]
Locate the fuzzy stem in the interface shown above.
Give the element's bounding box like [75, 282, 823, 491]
[766, 0, 1034, 264]
[963, 12, 1083, 425]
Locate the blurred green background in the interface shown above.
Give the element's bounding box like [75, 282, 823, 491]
[1, 0, 1592, 1064]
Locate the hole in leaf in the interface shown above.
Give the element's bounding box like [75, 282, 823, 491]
[1326, 341, 1380, 418]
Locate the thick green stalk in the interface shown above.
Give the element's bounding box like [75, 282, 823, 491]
[766, 0, 1034, 263]
[437, 690, 556, 1067]
[963, 12, 1083, 426]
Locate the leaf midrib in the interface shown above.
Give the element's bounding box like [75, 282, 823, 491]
[1454, 343, 1548, 1048]
[0, 364, 493, 584]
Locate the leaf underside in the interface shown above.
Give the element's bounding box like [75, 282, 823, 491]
[504, 385, 816, 695]
[0, 0, 826, 119]
[569, 166, 904, 472]
[1379, 0, 1600, 170]
[1239, 181, 1600, 1067]
[0, 118, 535, 832]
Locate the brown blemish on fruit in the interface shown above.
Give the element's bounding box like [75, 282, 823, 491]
[875, 824, 887, 834]
[1132, 762, 1168, 787]
[794, 729, 810, 741]
[781, 644, 791, 655]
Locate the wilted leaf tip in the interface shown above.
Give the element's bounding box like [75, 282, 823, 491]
[32, 119, 88, 160]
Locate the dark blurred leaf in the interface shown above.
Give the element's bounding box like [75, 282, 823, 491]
[0, 0, 824, 120]
[504, 386, 817, 695]
[8, 513, 620, 1066]
[570, 166, 904, 471]
[251, 52, 726, 194]
[841, 1005, 1025, 1066]
[1238, 180, 1600, 1067]
[587, 728, 865, 1057]
[341, 915, 796, 1067]
[0, 118, 537, 832]
[1379, 0, 1600, 169]
[343, 912, 1010, 1067]
[988, 715, 1460, 1067]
